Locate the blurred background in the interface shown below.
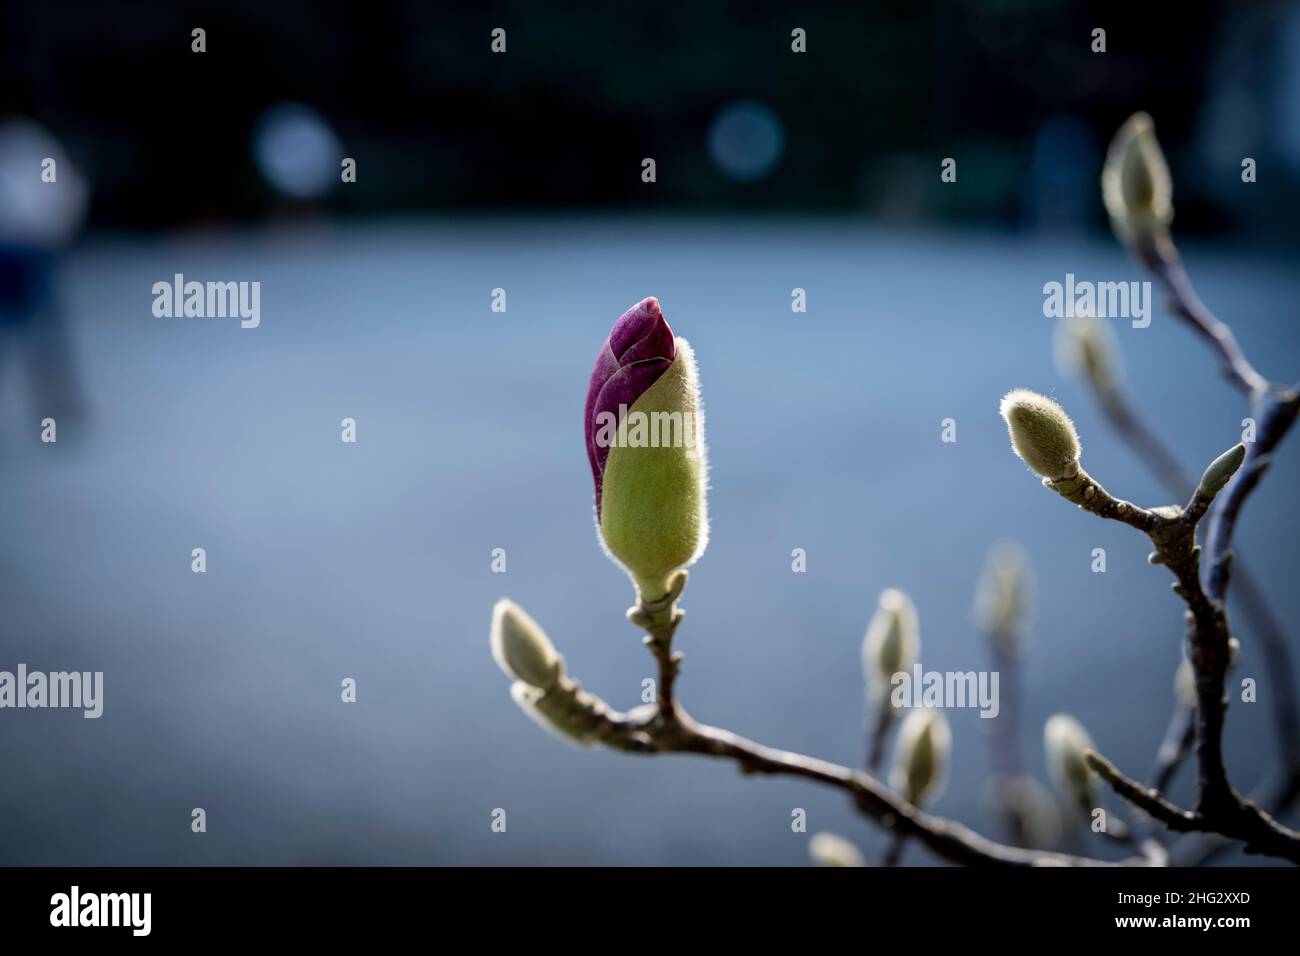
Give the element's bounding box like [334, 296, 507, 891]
[1, 0, 1298, 865]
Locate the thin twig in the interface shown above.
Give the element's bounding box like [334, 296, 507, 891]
[1087, 381, 1300, 803]
[1087, 751, 1300, 865]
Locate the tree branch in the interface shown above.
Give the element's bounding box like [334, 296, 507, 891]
[1087, 751, 1300, 865]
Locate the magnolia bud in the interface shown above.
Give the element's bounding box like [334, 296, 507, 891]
[1054, 312, 1122, 394]
[490, 599, 564, 690]
[999, 389, 1082, 482]
[890, 708, 951, 806]
[972, 540, 1033, 652]
[586, 297, 709, 600]
[807, 832, 866, 868]
[1101, 112, 1174, 245]
[863, 588, 920, 699]
[508, 682, 598, 747]
[1044, 714, 1096, 813]
[1195, 443, 1246, 501]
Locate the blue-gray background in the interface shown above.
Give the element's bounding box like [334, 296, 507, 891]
[3, 0, 1300, 866]
[1, 219, 1297, 864]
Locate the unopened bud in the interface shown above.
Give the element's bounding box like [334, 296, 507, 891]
[1102, 112, 1174, 245]
[508, 682, 598, 747]
[1195, 444, 1246, 502]
[890, 708, 951, 806]
[863, 588, 920, 699]
[1044, 714, 1096, 813]
[491, 599, 564, 690]
[999, 389, 1082, 482]
[808, 832, 866, 868]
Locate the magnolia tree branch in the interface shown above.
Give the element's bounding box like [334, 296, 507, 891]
[1083, 370, 1300, 797]
[1026, 446, 1300, 861]
[1120, 232, 1300, 830]
[1086, 751, 1300, 865]
[600, 580, 1125, 868]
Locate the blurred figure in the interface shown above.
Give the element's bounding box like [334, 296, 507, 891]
[0, 110, 88, 427]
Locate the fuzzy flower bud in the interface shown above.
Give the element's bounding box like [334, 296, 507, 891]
[585, 297, 709, 600]
[1054, 312, 1122, 394]
[972, 540, 1033, 652]
[999, 389, 1082, 482]
[863, 588, 920, 700]
[1195, 443, 1246, 502]
[1044, 714, 1096, 813]
[890, 708, 951, 805]
[508, 682, 599, 747]
[490, 599, 564, 690]
[1102, 111, 1174, 245]
[807, 832, 866, 868]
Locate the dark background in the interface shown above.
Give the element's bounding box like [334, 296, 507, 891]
[3, 1, 1298, 234]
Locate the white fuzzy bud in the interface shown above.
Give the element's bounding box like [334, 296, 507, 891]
[863, 588, 920, 701]
[1000, 389, 1082, 482]
[1102, 112, 1174, 244]
[808, 832, 866, 868]
[890, 708, 951, 806]
[1044, 714, 1096, 813]
[491, 599, 564, 689]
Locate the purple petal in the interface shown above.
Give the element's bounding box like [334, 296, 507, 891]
[585, 297, 676, 517]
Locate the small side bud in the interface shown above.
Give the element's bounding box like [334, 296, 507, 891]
[1000, 389, 1082, 481]
[1102, 112, 1174, 245]
[1054, 313, 1122, 394]
[808, 832, 866, 867]
[889, 708, 951, 806]
[1195, 443, 1246, 501]
[490, 599, 564, 690]
[863, 588, 920, 700]
[1044, 714, 1097, 814]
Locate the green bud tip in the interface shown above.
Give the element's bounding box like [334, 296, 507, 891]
[1000, 389, 1082, 481]
[490, 599, 564, 690]
[1044, 713, 1096, 807]
[1101, 111, 1174, 241]
[807, 832, 866, 868]
[863, 588, 920, 694]
[1196, 443, 1246, 501]
[890, 708, 951, 806]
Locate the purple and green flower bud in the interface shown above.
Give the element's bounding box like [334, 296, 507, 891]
[584, 297, 709, 600]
